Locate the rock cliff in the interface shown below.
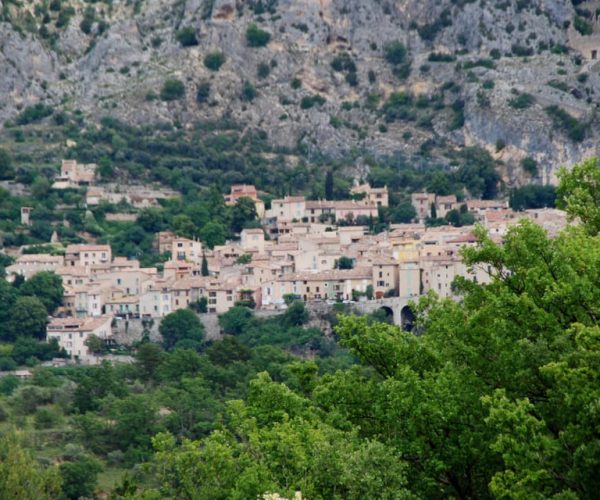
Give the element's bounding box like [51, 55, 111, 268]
[1, 0, 599, 184]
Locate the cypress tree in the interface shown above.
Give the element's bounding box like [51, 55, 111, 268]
[325, 170, 334, 200]
[201, 253, 209, 276]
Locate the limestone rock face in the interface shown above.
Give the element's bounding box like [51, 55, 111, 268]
[1, 0, 599, 183]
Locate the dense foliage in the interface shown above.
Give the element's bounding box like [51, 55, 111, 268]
[140, 160, 600, 498]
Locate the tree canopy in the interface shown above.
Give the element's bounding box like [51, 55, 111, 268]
[159, 309, 204, 350]
[141, 158, 600, 498]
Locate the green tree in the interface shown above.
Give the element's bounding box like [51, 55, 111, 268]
[196, 81, 211, 104]
[200, 221, 227, 249]
[241, 80, 257, 101]
[0, 431, 61, 499]
[137, 208, 165, 233]
[0, 280, 18, 340]
[160, 79, 185, 101]
[147, 373, 412, 499]
[84, 334, 105, 355]
[106, 394, 160, 455]
[246, 23, 271, 47]
[557, 157, 600, 234]
[201, 252, 209, 276]
[430, 201, 437, 219]
[8, 297, 48, 340]
[176, 26, 198, 46]
[204, 51, 225, 71]
[219, 306, 254, 335]
[31, 176, 50, 199]
[135, 342, 165, 380]
[509, 185, 556, 211]
[190, 297, 208, 314]
[159, 309, 204, 350]
[0, 148, 14, 179]
[384, 40, 407, 65]
[231, 197, 257, 233]
[325, 170, 334, 200]
[19, 271, 63, 313]
[283, 301, 309, 327]
[390, 201, 416, 223]
[59, 457, 102, 499]
[335, 256, 354, 270]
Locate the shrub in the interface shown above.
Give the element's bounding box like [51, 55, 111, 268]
[160, 79, 185, 101]
[508, 93, 535, 109]
[331, 52, 356, 72]
[511, 44, 534, 57]
[574, 16, 593, 35]
[428, 52, 456, 62]
[383, 41, 407, 65]
[291, 78, 302, 89]
[462, 59, 496, 70]
[548, 79, 568, 92]
[300, 95, 326, 109]
[521, 157, 538, 176]
[545, 105, 586, 142]
[257, 62, 270, 79]
[56, 6, 75, 28]
[80, 7, 95, 34]
[241, 81, 257, 101]
[204, 52, 225, 71]
[176, 26, 198, 47]
[345, 72, 358, 86]
[246, 23, 271, 47]
[14, 104, 53, 125]
[196, 82, 211, 103]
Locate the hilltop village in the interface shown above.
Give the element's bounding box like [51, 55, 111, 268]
[1, 161, 567, 362]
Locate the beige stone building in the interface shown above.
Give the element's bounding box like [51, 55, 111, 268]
[267, 196, 306, 221]
[52, 160, 96, 189]
[47, 315, 113, 360]
[65, 244, 111, 267]
[371, 257, 399, 299]
[411, 193, 437, 221]
[6, 254, 64, 281]
[350, 183, 389, 207]
[172, 237, 203, 264]
[240, 228, 266, 253]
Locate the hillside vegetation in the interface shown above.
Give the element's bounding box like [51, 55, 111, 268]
[0, 0, 599, 185]
[0, 159, 599, 498]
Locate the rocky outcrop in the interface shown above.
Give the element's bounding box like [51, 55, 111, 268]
[0, 0, 598, 184]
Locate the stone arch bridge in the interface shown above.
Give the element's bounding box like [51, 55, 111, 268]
[352, 296, 417, 331]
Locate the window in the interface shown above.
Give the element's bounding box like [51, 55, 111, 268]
[593, 49, 598, 60]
